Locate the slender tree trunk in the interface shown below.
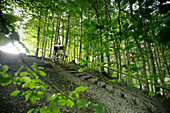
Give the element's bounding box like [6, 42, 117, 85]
[103, 0, 111, 75]
[73, 26, 76, 62]
[43, 18, 49, 57]
[62, 18, 64, 45]
[154, 44, 165, 94]
[125, 39, 132, 83]
[113, 35, 119, 79]
[144, 43, 153, 91]
[79, 13, 83, 64]
[103, 0, 111, 20]
[161, 45, 170, 76]
[136, 40, 149, 91]
[155, 45, 162, 75]
[86, 2, 90, 66]
[91, 0, 104, 72]
[99, 32, 103, 72]
[41, 15, 47, 61]
[65, 14, 70, 50]
[148, 59, 154, 92]
[117, 43, 122, 79]
[117, 0, 122, 79]
[77, 36, 79, 63]
[36, 14, 41, 57]
[50, 16, 55, 57]
[55, 15, 61, 44]
[148, 43, 160, 93]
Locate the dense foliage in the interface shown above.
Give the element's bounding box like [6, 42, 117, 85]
[0, 0, 170, 111]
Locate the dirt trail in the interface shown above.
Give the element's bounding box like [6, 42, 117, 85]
[0, 50, 169, 113]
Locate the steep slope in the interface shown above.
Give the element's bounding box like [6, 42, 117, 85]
[0, 50, 169, 113]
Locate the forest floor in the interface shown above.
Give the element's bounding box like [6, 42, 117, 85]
[0, 50, 170, 113]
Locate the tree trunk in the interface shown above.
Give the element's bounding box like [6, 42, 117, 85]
[41, 15, 47, 61]
[113, 35, 119, 79]
[103, 0, 111, 75]
[161, 45, 170, 76]
[86, 2, 90, 66]
[154, 44, 165, 94]
[36, 14, 41, 57]
[43, 18, 49, 57]
[117, 0, 122, 79]
[55, 15, 61, 44]
[65, 14, 70, 50]
[91, 0, 104, 72]
[136, 40, 149, 91]
[73, 26, 76, 62]
[49, 16, 55, 57]
[125, 39, 132, 83]
[148, 43, 160, 93]
[79, 13, 83, 64]
[61, 17, 64, 45]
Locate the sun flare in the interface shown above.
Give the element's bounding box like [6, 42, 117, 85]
[0, 42, 26, 54]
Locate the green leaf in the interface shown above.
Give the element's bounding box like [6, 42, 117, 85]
[38, 67, 44, 70]
[125, 44, 134, 50]
[94, 104, 104, 113]
[49, 100, 57, 109]
[150, 74, 159, 78]
[48, 94, 56, 101]
[2, 65, 8, 71]
[78, 68, 84, 72]
[27, 109, 34, 113]
[51, 108, 60, 113]
[0, 72, 12, 86]
[25, 91, 33, 102]
[75, 86, 88, 93]
[33, 109, 39, 113]
[40, 106, 50, 113]
[29, 70, 38, 79]
[27, 91, 43, 105]
[39, 84, 48, 91]
[128, 72, 133, 77]
[22, 76, 32, 83]
[127, 83, 134, 87]
[37, 70, 46, 76]
[31, 63, 38, 69]
[109, 79, 118, 83]
[22, 83, 34, 89]
[66, 99, 74, 107]
[15, 66, 24, 76]
[56, 94, 66, 106]
[10, 90, 21, 96]
[13, 77, 23, 85]
[72, 92, 79, 99]
[148, 92, 156, 97]
[57, 99, 66, 106]
[76, 99, 88, 109]
[20, 72, 28, 76]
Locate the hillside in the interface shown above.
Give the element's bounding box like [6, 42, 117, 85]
[0, 50, 169, 113]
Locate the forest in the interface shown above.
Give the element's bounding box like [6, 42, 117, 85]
[0, 0, 170, 113]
